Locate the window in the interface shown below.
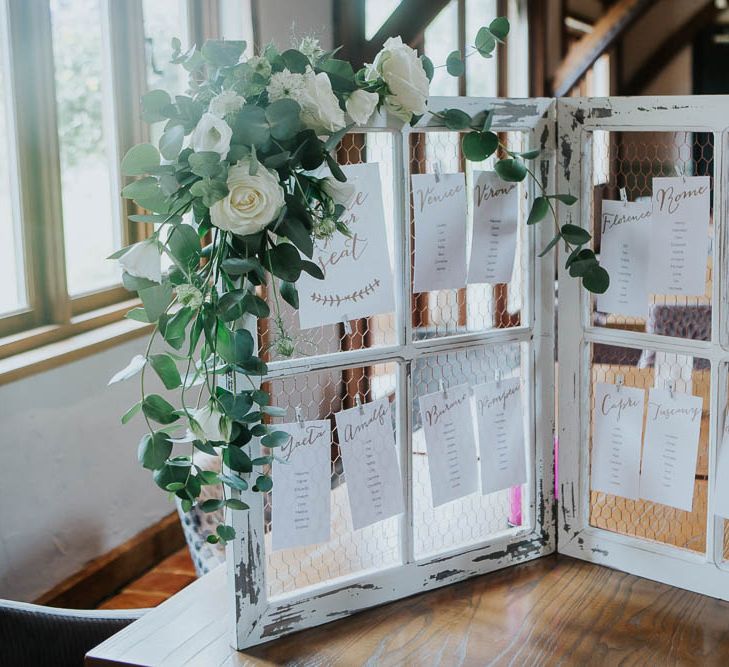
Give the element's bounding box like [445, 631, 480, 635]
[0, 5, 24, 317]
[0, 0, 254, 352]
[51, 0, 120, 296]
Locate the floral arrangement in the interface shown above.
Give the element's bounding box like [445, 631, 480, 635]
[112, 19, 607, 543]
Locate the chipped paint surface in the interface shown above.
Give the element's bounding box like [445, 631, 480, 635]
[231, 97, 557, 649]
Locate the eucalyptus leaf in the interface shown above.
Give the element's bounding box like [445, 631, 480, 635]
[223, 445, 252, 473]
[280, 281, 299, 308]
[489, 16, 510, 40]
[527, 197, 549, 225]
[109, 354, 146, 385]
[266, 243, 302, 282]
[142, 394, 179, 425]
[582, 264, 610, 294]
[233, 104, 270, 147]
[443, 108, 472, 130]
[254, 475, 273, 492]
[149, 353, 182, 390]
[281, 49, 309, 73]
[445, 51, 465, 77]
[201, 40, 246, 66]
[188, 151, 221, 178]
[462, 131, 498, 161]
[141, 89, 172, 123]
[139, 282, 173, 322]
[494, 158, 527, 182]
[475, 26, 497, 57]
[159, 125, 185, 160]
[121, 144, 160, 176]
[121, 402, 142, 425]
[560, 223, 591, 245]
[138, 432, 173, 470]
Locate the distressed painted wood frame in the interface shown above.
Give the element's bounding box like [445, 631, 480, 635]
[225, 96, 558, 649]
[557, 96, 729, 598]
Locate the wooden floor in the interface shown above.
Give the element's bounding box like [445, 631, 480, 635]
[92, 552, 729, 665]
[97, 548, 196, 610]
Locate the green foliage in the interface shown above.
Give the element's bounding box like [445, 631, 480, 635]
[115, 16, 608, 544]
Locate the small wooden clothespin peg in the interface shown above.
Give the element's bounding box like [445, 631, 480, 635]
[295, 406, 304, 427]
[619, 187, 628, 205]
[342, 315, 353, 336]
[439, 379, 448, 399]
[616, 374, 624, 393]
[355, 393, 364, 415]
[434, 161, 442, 184]
[667, 379, 676, 399]
[675, 164, 686, 183]
[496, 369, 503, 387]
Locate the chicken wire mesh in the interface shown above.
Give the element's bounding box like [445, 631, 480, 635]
[263, 362, 401, 599]
[256, 131, 398, 364]
[589, 130, 714, 339]
[409, 130, 528, 341]
[411, 342, 528, 559]
[248, 123, 536, 598]
[588, 343, 710, 553]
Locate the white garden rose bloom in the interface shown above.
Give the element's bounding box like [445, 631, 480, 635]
[189, 404, 230, 443]
[299, 69, 346, 133]
[321, 176, 356, 207]
[190, 112, 232, 158]
[345, 89, 379, 125]
[366, 36, 429, 122]
[210, 159, 285, 237]
[208, 90, 246, 118]
[118, 239, 161, 283]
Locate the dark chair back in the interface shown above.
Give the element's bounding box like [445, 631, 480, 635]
[0, 598, 146, 667]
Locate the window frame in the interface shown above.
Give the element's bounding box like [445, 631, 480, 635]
[0, 0, 231, 357]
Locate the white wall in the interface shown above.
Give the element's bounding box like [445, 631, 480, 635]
[0, 0, 336, 605]
[0, 338, 171, 602]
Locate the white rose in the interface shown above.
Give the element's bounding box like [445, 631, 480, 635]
[210, 159, 285, 236]
[208, 90, 246, 118]
[189, 404, 230, 443]
[299, 69, 346, 134]
[190, 112, 232, 158]
[345, 89, 379, 125]
[367, 36, 429, 122]
[118, 239, 161, 283]
[321, 176, 356, 207]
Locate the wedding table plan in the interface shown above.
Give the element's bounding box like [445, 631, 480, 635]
[226, 97, 557, 649]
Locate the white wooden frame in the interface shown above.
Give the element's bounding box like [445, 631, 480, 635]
[227, 97, 558, 649]
[556, 95, 729, 598]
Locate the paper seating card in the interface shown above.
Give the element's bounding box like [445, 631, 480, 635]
[713, 411, 729, 519]
[596, 200, 652, 318]
[639, 388, 702, 511]
[297, 162, 395, 329]
[412, 172, 468, 292]
[334, 397, 404, 530]
[472, 378, 527, 494]
[468, 171, 519, 285]
[649, 176, 710, 296]
[418, 383, 479, 507]
[590, 382, 645, 500]
[272, 420, 332, 551]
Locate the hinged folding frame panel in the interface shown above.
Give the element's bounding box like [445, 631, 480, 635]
[227, 97, 558, 649]
[556, 95, 729, 598]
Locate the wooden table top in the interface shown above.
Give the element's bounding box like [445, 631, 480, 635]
[86, 554, 729, 666]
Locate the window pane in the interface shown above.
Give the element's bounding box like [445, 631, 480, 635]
[424, 0, 459, 96]
[142, 0, 189, 273]
[50, 0, 120, 296]
[143, 0, 188, 98]
[0, 7, 26, 315]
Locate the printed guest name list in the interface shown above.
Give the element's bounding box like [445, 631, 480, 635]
[649, 175, 710, 297]
[272, 420, 332, 551]
[472, 378, 527, 494]
[418, 383, 478, 507]
[412, 172, 468, 292]
[640, 388, 702, 511]
[335, 397, 404, 530]
[591, 382, 645, 500]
